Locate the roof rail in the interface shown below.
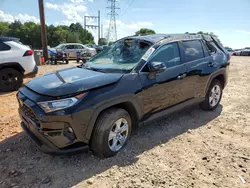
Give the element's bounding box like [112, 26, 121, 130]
[0, 36, 20, 42]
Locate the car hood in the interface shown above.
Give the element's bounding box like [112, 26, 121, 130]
[25, 67, 124, 97]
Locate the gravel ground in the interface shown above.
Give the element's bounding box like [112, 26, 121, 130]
[0, 57, 250, 188]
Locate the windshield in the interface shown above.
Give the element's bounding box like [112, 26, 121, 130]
[55, 44, 65, 49]
[85, 38, 151, 73]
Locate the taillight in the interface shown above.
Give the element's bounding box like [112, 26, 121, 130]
[23, 50, 33, 56]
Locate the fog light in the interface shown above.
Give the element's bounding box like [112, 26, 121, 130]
[63, 126, 76, 143]
[68, 127, 73, 133]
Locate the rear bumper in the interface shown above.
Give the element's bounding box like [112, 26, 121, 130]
[24, 65, 38, 78]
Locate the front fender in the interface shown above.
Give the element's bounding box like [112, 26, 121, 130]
[85, 94, 143, 140]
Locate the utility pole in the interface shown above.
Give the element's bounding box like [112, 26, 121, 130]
[38, 0, 48, 61]
[84, 11, 101, 44]
[107, 0, 119, 42]
[101, 24, 103, 38]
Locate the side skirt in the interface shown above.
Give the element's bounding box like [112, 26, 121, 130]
[140, 97, 204, 125]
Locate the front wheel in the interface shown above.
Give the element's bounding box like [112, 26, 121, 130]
[0, 68, 23, 92]
[200, 79, 223, 111]
[90, 108, 132, 158]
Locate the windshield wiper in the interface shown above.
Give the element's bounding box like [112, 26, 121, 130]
[81, 64, 105, 73]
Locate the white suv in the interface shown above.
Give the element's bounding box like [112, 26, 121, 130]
[0, 37, 38, 92]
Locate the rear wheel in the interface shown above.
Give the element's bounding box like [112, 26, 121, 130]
[0, 68, 23, 92]
[90, 108, 132, 158]
[200, 79, 222, 111]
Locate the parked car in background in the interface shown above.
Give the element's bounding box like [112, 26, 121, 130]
[241, 48, 250, 56]
[17, 34, 230, 158]
[0, 36, 37, 92]
[225, 47, 234, 56]
[48, 49, 69, 64]
[86, 44, 103, 53]
[50, 43, 96, 60]
[233, 49, 243, 56]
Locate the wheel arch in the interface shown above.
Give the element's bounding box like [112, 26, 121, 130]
[205, 68, 227, 94]
[0, 62, 25, 74]
[85, 95, 143, 141]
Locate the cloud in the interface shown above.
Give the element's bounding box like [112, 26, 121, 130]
[46, 1, 152, 42]
[70, 0, 93, 2]
[46, 3, 87, 13]
[236, 30, 250, 35]
[70, 0, 84, 3]
[0, 10, 39, 23]
[45, 3, 59, 11]
[46, 2, 87, 23]
[103, 19, 154, 40]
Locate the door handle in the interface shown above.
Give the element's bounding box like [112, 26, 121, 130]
[208, 62, 216, 67]
[177, 73, 187, 79]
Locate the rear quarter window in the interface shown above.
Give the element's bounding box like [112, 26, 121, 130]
[182, 40, 204, 62]
[0, 42, 11, 51]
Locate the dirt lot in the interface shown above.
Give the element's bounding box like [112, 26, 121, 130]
[0, 57, 250, 188]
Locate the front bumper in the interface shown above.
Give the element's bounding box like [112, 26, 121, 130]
[21, 121, 88, 155]
[17, 89, 92, 155]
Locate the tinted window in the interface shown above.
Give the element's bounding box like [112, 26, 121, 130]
[201, 40, 210, 57]
[205, 42, 216, 54]
[77, 45, 84, 49]
[182, 40, 204, 62]
[66, 45, 75, 49]
[0, 42, 11, 51]
[149, 42, 181, 68]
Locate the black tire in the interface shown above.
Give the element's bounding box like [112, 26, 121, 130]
[200, 79, 223, 111]
[65, 59, 69, 64]
[0, 68, 23, 92]
[76, 59, 80, 63]
[90, 108, 132, 158]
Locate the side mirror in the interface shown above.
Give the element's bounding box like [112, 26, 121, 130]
[149, 61, 166, 73]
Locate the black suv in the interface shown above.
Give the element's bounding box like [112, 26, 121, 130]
[17, 34, 230, 158]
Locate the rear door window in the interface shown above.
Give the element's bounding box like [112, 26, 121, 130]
[0, 42, 11, 51]
[201, 41, 210, 57]
[66, 45, 75, 49]
[76, 45, 84, 49]
[182, 40, 204, 62]
[204, 42, 216, 54]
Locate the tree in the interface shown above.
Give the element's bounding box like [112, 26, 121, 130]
[67, 32, 80, 43]
[69, 23, 83, 33]
[0, 20, 95, 48]
[108, 41, 114, 46]
[135, 28, 156, 36]
[197, 31, 218, 38]
[0, 22, 10, 35]
[98, 38, 108, 45]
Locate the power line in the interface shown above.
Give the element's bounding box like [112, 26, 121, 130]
[120, 0, 134, 17]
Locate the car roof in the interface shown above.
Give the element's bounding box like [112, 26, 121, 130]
[128, 33, 213, 44]
[0, 36, 19, 42]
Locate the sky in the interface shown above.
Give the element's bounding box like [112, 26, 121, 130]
[0, 0, 250, 49]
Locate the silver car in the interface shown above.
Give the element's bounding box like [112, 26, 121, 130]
[54, 43, 96, 59]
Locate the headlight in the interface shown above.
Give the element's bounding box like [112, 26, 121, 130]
[38, 97, 78, 113]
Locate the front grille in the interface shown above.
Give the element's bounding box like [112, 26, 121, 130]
[21, 104, 40, 126]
